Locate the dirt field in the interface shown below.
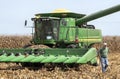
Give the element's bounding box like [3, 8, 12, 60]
[0, 36, 120, 79]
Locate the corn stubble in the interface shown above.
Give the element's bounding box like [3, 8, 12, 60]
[0, 35, 120, 79]
[0, 35, 31, 48]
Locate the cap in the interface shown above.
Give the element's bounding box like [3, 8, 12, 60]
[103, 43, 107, 46]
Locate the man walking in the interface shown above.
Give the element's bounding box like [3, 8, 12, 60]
[99, 43, 109, 72]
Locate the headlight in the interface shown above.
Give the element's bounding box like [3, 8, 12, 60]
[46, 36, 52, 40]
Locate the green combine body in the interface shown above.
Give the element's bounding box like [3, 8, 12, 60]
[32, 12, 102, 47]
[0, 4, 120, 65]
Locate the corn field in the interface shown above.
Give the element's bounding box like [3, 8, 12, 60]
[103, 36, 120, 52]
[0, 35, 31, 48]
[0, 35, 120, 79]
[0, 35, 120, 52]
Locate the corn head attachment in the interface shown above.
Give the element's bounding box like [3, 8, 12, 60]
[0, 48, 97, 64]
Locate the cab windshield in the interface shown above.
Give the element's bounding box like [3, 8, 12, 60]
[34, 18, 60, 41]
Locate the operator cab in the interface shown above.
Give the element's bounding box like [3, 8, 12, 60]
[31, 10, 85, 45]
[32, 17, 60, 44]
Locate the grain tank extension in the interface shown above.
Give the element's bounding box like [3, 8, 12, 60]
[0, 5, 120, 65]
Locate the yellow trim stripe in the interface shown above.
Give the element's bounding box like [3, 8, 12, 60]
[79, 39, 102, 42]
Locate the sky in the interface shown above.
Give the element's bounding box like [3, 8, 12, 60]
[0, 0, 120, 36]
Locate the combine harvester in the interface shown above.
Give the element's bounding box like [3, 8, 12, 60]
[0, 4, 120, 66]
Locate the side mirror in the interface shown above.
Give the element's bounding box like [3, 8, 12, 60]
[24, 20, 27, 26]
[24, 19, 34, 28]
